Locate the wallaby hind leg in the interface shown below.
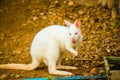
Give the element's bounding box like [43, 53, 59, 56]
[48, 60, 73, 76]
[26, 58, 40, 70]
[57, 65, 77, 70]
[46, 40, 73, 76]
[56, 57, 77, 70]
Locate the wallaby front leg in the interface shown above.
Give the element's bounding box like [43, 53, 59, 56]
[66, 45, 78, 56]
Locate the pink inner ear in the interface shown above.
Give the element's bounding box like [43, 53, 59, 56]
[75, 20, 81, 28]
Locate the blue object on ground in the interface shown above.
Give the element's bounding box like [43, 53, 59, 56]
[21, 78, 48, 80]
[54, 75, 107, 80]
[21, 75, 107, 80]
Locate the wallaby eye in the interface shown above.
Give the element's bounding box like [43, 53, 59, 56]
[69, 33, 71, 35]
[75, 32, 78, 35]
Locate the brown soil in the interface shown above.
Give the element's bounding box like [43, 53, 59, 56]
[0, 0, 120, 80]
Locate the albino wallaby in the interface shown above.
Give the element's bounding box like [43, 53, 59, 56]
[0, 19, 82, 76]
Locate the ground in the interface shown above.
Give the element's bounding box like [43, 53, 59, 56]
[0, 0, 120, 80]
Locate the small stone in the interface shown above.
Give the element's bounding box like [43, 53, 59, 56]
[107, 49, 110, 53]
[58, 17, 62, 20]
[83, 72, 89, 76]
[0, 9, 4, 13]
[83, 17, 89, 22]
[65, 58, 69, 61]
[21, 23, 27, 27]
[54, 0, 59, 4]
[42, 16, 47, 20]
[79, 10, 84, 15]
[68, 1, 74, 6]
[63, 1, 67, 4]
[13, 49, 21, 54]
[0, 52, 2, 55]
[82, 65, 89, 68]
[112, 8, 117, 20]
[32, 16, 38, 21]
[90, 68, 98, 75]
[99, 69, 105, 75]
[0, 74, 8, 80]
[15, 74, 20, 78]
[40, 12, 44, 16]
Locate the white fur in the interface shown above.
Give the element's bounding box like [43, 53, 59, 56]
[0, 20, 82, 76]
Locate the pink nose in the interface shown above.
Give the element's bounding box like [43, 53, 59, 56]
[72, 38, 76, 43]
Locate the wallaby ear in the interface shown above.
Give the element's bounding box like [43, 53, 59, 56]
[64, 20, 72, 27]
[74, 19, 81, 28]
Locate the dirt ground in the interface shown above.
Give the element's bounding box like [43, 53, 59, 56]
[0, 0, 120, 80]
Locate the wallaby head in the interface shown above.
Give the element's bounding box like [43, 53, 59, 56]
[64, 19, 82, 44]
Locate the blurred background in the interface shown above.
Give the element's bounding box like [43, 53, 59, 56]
[0, 0, 120, 79]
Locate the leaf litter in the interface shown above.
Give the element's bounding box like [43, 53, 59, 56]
[0, 0, 120, 79]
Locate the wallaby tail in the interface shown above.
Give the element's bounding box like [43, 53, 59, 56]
[0, 60, 39, 70]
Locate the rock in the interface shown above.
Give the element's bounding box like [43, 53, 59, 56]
[0, 74, 8, 80]
[99, 68, 105, 75]
[82, 65, 89, 68]
[0, 52, 2, 55]
[101, 0, 107, 7]
[107, 0, 115, 9]
[83, 17, 89, 22]
[90, 68, 98, 75]
[65, 58, 69, 61]
[68, 1, 74, 6]
[32, 16, 38, 21]
[83, 72, 89, 76]
[42, 16, 47, 20]
[90, 19, 95, 24]
[40, 12, 44, 16]
[107, 49, 110, 53]
[54, 0, 59, 4]
[13, 49, 21, 54]
[79, 10, 85, 15]
[112, 8, 117, 20]
[0, 9, 4, 13]
[63, 1, 67, 4]
[15, 74, 20, 78]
